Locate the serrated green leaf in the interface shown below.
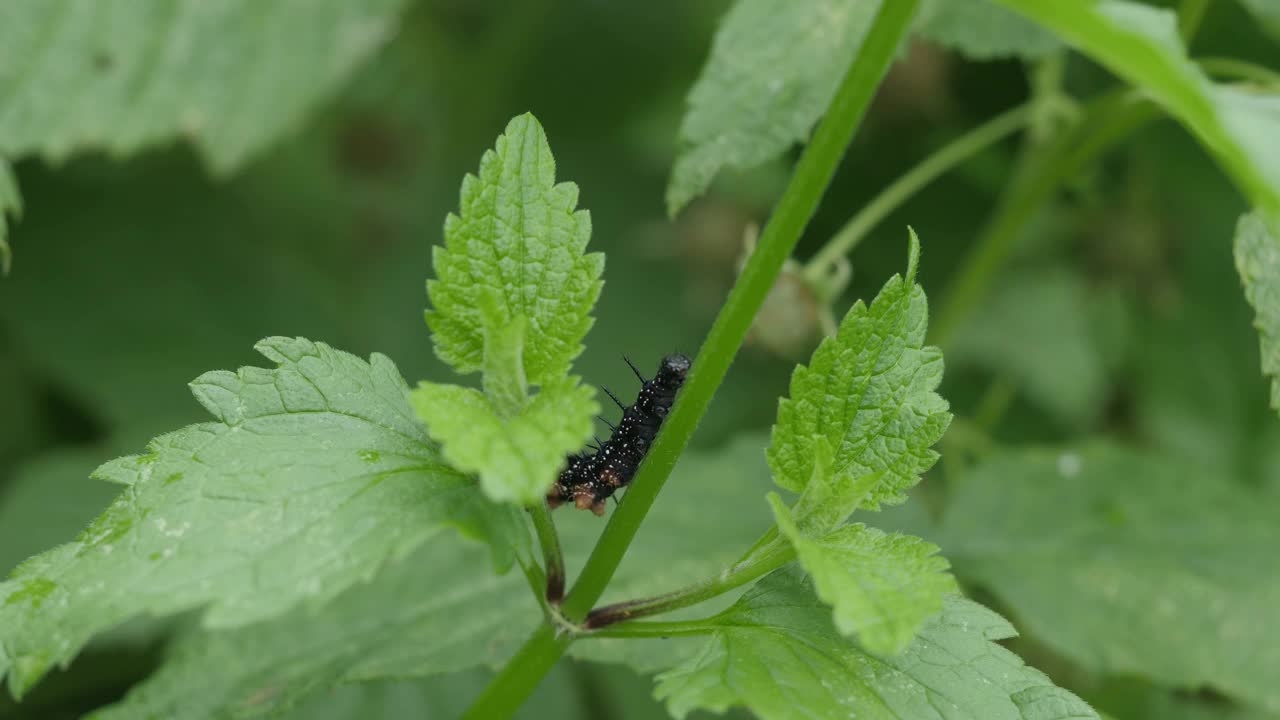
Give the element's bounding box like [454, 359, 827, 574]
[653, 566, 1098, 720]
[767, 232, 951, 508]
[0, 0, 405, 174]
[0, 337, 525, 698]
[666, 0, 885, 215]
[93, 434, 778, 718]
[479, 288, 530, 416]
[410, 377, 598, 505]
[425, 113, 604, 382]
[769, 494, 956, 655]
[787, 437, 882, 534]
[0, 157, 19, 275]
[1235, 212, 1280, 412]
[995, 1, 1280, 228]
[938, 443, 1280, 713]
[915, 0, 1061, 60]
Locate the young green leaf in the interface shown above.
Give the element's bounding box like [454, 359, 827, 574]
[915, 0, 1060, 60]
[786, 437, 882, 534]
[995, 1, 1280, 226]
[1234, 212, 1280, 412]
[92, 434, 780, 718]
[653, 566, 1098, 720]
[666, 0, 885, 215]
[425, 113, 603, 383]
[769, 495, 956, 655]
[479, 287, 530, 416]
[938, 444, 1280, 713]
[0, 337, 525, 698]
[767, 231, 951, 508]
[0, 1, 405, 174]
[0, 157, 19, 275]
[410, 377, 597, 505]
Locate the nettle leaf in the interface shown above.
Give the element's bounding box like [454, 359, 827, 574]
[0, 337, 525, 698]
[94, 434, 778, 718]
[996, 1, 1280, 226]
[410, 377, 598, 505]
[653, 566, 1098, 720]
[0, 0, 404, 174]
[769, 495, 956, 656]
[425, 113, 604, 383]
[767, 231, 951, 508]
[915, 0, 1061, 60]
[1235, 212, 1280, 412]
[938, 444, 1280, 713]
[0, 157, 18, 274]
[787, 438, 882, 534]
[666, 0, 884, 215]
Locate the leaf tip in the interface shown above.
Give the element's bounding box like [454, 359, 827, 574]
[905, 226, 921, 283]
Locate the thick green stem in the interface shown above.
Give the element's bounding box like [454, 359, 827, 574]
[803, 103, 1033, 284]
[461, 624, 571, 720]
[461, 4, 920, 716]
[585, 541, 795, 628]
[527, 503, 566, 603]
[929, 90, 1158, 347]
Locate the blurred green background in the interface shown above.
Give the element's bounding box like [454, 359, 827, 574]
[1, 0, 1278, 718]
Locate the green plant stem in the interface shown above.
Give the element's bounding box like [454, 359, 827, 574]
[1198, 56, 1280, 86]
[586, 619, 717, 639]
[460, 624, 571, 720]
[585, 540, 795, 628]
[803, 103, 1033, 285]
[461, 4, 920, 717]
[929, 90, 1158, 347]
[527, 503, 565, 603]
[1177, 0, 1212, 42]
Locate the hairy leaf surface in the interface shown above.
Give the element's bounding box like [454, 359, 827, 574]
[939, 444, 1280, 712]
[915, 0, 1060, 59]
[653, 567, 1097, 720]
[425, 113, 603, 383]
[0, 337, 523, 698]
[767, 233, 950, 507]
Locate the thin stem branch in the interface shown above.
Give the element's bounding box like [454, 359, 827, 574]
[527, 503, 566, 603]
[803, 103, 1033, 284]
[585, 540, 795, 629]
[1197, 56, 1280, 86]
[561, 0, 922, 622]
[462, 4, 920, 716]
[585, 619, 718, 640]
[929, 90, 1159, 347]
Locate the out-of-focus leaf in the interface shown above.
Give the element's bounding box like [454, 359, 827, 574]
[768, 232, 951, 508]
[0, 157, 18, 274]
[425, 113, 603, 383]
[949, 268, 1114, 427]
[666, 0, 884, 215]
[0, 0, 406, 174]
[915, 0, 1061, 59]
[653, 566, 1098, 720]
[939, 444, 1280, 713]
[995, 1, 1280, 228]
[1237, 0, 1280, 42]
[1235, 212, 1280, 412]
[0, 337, 525, 698]
[92, 434, 777, 717]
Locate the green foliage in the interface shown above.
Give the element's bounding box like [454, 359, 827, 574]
[1237, 0, 1280, 42]
[666, 0, 884, 215]
[915, 0, 1061, 59]
[995, 0, 1280, 226]
[1235, 212, 1280, 411]
[770, 495, 957, 655]
[425, 113, 603, 383]
[939, 444, 1280, 713]
[0, 0, 407, 174]
[653, 566, 1098, 720]
[0, 338, 523, 697]
[0, 158, 17, 275]
[767, 232, 951, 507]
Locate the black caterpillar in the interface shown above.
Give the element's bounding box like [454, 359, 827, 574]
[547, 353, 691, 515]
